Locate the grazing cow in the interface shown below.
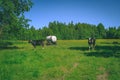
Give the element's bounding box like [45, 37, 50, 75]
[88, 37, 96, 50]
[28, 39, 45, 48]
[46, 35, 57, 45]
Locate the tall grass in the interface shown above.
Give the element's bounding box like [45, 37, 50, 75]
[0, 39, 120, 80]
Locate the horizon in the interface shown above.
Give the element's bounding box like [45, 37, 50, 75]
[24, 0, 120, 29]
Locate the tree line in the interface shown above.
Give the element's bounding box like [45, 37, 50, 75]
[1, 21, 120, 40]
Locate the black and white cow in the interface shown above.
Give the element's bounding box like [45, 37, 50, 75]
[46, 35, 57, 45]
[28, 39, 45, 48]
[88, 37, 96, 50]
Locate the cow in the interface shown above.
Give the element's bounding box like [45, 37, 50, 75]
[88, 37, 96, 50]
[28, 39, 45, 48]
[46, 35, 57, 45]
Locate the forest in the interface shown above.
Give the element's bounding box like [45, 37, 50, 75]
[1, 21, 120, 40]
[0, 0, 120, 40]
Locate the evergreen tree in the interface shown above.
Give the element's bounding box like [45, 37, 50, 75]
[116, 26, 120, 38]
[97, 23, 106, 38]
[106, 27, 117, 39]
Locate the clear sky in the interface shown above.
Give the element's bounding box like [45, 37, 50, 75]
[24, 0, 120, 29]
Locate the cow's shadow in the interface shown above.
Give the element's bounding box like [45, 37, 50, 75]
[0, 41, 23, 50]
[69, 45, 120, 58]
[101, 41, 120, 45]
[69, 46, 88, 51]
[84, 50, 120, 58]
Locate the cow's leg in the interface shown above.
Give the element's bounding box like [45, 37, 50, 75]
[89, 44, 91, 51]
[32, 42, 36, 48]
[93, 44, 95, 50]
[92, 44, 94, 50]
[46, 40, 51, 45]
[52, 41, 57, 45]
[32, 44, 36, 48]
[89, 46, 90, 50]
[41, 42, 44, 49]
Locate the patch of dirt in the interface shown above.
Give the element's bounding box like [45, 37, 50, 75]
[97, 72, 108, 80]
[61, 66, 68, 73]
[71, 63, 78, 70]
[61, 63, 79, 80]
[97, 67, 109, 80]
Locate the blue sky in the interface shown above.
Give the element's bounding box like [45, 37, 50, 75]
[24, 0, 120, 29]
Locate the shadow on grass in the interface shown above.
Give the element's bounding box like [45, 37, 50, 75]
[69, 46, 88, 51]
[69, 45, 120, 58]
[100, 41, 120, 45]
[0, 41, 23, 50]
[84, 51, 120, 58]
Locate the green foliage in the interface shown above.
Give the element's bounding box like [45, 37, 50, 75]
[106, 27, 117, 39]
[0, 0, 33, 37]
[97, 23, 106, 38]
[1, 20, 120, 40]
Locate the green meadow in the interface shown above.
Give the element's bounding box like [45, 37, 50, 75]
[0, 39, 120, 80]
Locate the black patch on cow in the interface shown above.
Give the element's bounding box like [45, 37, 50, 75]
[28, 39, 45, 48]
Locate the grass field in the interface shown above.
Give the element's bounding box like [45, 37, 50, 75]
[0, 39, 120, 80]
